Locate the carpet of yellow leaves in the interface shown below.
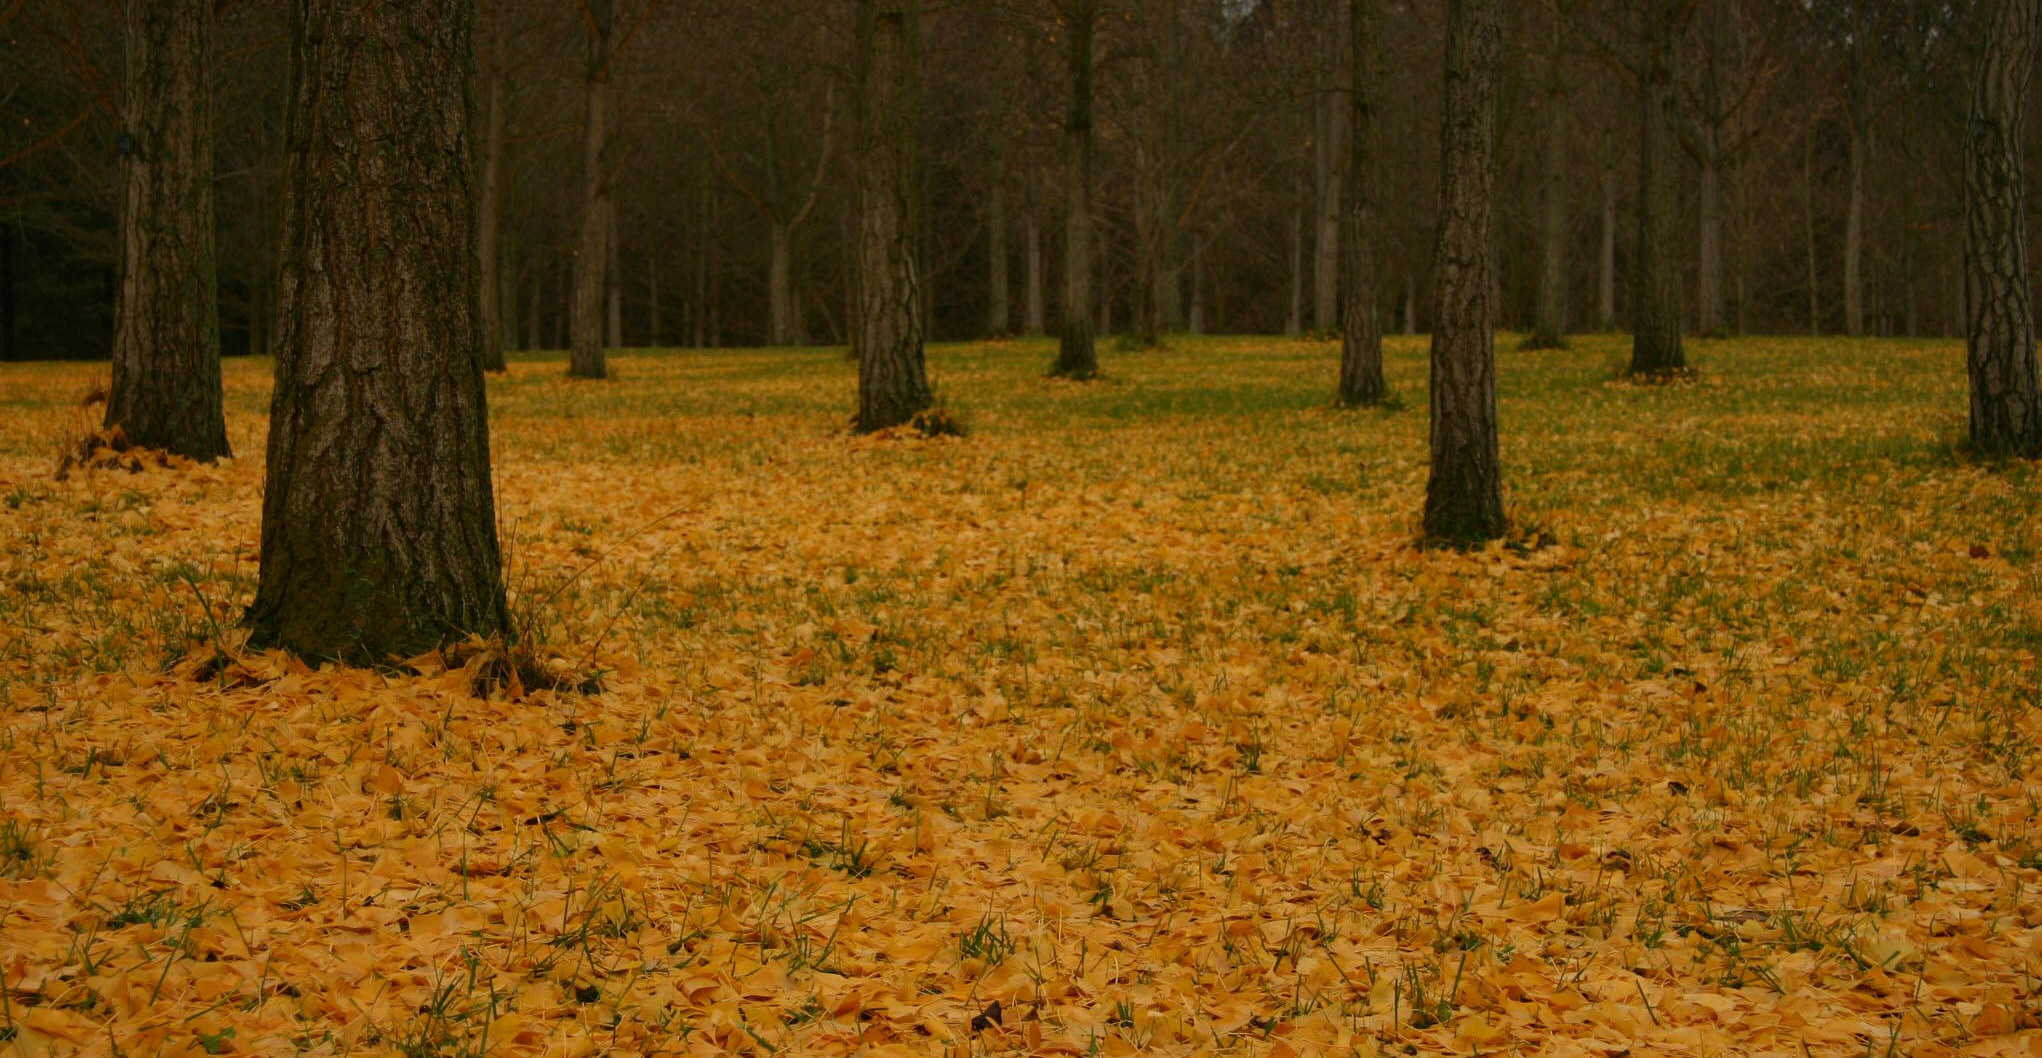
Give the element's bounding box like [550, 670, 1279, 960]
[1, 336, 2039, 1057]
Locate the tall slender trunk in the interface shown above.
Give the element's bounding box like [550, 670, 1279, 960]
[854, 0, 932, 430]
[1804, 129, 1821, 334]
[1528, 0, 1570, 349]
[1338, 0, 1386, 404]
[1628, 1, 1684, 374]
[1049, 0, 1098, 378]
[1024, 198, 1044, 334]
[606, 198, 622, 348]
[1425, 0, 1504, 544]
[1844, 114, 1868, 336]
[768, 220, 796, 345]
[0, 211, 15, 361]
[252, 0, 507, 660]
[1312, 7, 1349, 335]
[695, 187, 713, 348]
[648, 255, 661, 347]
[568, 0, 613, 378]
[1188, 238, 1205, 334]
[107, 0, 229, 461]
[987, 141, 1010, 336]
[524, 267, 540, 350]
[1598, 129, 1616, 330]
[1287, 184, 1304, 337]
[477, 9, 508, 371]
[1696, 156, 1722, 336]
[1965, 0, 2042, 457]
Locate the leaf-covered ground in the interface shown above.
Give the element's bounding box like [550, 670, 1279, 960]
[2, 335, 2039, 1058]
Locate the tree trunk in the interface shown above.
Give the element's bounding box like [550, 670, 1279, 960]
[0, 213, 15, 361]
[1628, 1, 1684, 374]
[251, 0, 508, 661]
[854, 0, 932, 431]
[1424, 0, 1505, 544]
[1313, 4, 1348, 335]
[1696, 154, 1723, 337]
[1024, 196, 1044, 334]
[606, 198, 622, 348]
[106, 0, 229, 462]
[1287, 187, 1304, 337]
[1844, 114, 1867, 337]
[768, 220, 797, 345]
[1965, 0, 2042, 458]
[1527, 0, 1569, 349]
[1188, 238, 1205, 334]
[648, 255, 661, 347]
[477, 9, 508, 372]
[1338, 0, 1386, 405]
[1804, 129, 1820, 335]
[1049, 0, 1098, 378]
[1598, 129, 1616, 330]
[569, 0, 612, 378]
[987, 144, 1010, 336]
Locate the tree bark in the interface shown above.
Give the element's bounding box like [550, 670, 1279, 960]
[1049, 0, 1098, 379]
[250, 0, 508, 662]
[569, 0, 613, 378]
[1597, 129, 1616, 331]
[1628, 1, 1685, 374]
[1527, 0, 1570, 349]
[854, 0, 932, 431]
[987, 139, 1010, 337]
[1843, 27, 1868, 337]
[1424, 0, 1505, 544]
[1338, 0, 1386, 405]
[107, 0, 229, 462]
[606, 197, 622, 347]
[1804, 129, 1821, 334]
[1287, 185, 1304, 337]
[1312, 2, 1349, 335]
[768, 220, 797, 345]
[1024, 194, 1044, 334]
[477, 9, 508, 372]
[1965, 0, 2042, 458]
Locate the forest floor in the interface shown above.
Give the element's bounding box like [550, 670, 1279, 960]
[1, 334, 2039, 1058]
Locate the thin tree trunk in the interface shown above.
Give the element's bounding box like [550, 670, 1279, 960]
[1425, 0, 1504, 544]
[1403, 275, 1416, 334]
[1804, 129, 1821, 334]
[1965, 0, 2042, 457]
[606, 198, 622, 348]
[1188, 238, 1204, 334]
[854, 0, 932, 431]
[987, 147, 1010, 337]
[1598, 128, 1616, 330]
[569, 0, 613, 377]
[1287, 186, 1304, 337]
[1338, 0, 1386, 404]
[251, 0, 508, 660]
[1313, 4, 1348, 335]
[1049, 0, 1098, 378]
[524, 267, 541, 350]
[1024, 195, 1044, 334]
[648, 254, 661, 347]
[2, 213, 16, 361]
[1696, 155, 1722, 336]
[1844, 41, 1868, 337]
[1628, 1, 1684, 374]
[477, 9, 508, 371]
[768, 220, 796, 345]
[106, 0, 229, 461]
[1527, 0, 1569, 349]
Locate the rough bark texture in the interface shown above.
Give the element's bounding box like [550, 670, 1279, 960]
[1965, 0, 2042, 458]
[1424, 0, 1505, 545]
[250, 0, 509, 662]
[1337, 0, 1386, 405]
[1049, 0, 1098, 379]
[477, 9, 508, 372]
[1696, 156, 1723, 336]
[569, 0, 612, 378]
[107, 0, 229, 462]
[853, 0, 931, 432]
[1527, 0, 1569, 349]
[1628, 2, 1685, 374]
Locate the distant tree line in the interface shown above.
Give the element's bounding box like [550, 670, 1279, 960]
[0, 0, 2020, 362]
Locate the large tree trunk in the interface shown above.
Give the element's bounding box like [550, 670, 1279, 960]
[987, 139, 1010, 337]
[1338, 0, 1386, 405]
[1424, 0, 1504, 544]
[1597, 129, 1616, 330]
[477, 9, 508, 372]
[1527, 0, 1569, 349]
[1049, 0, 1098, 379]
[250, 0, 508, 662]
[106, 0, 229, 462]
[569, 0, 613, 378]
[1628, 1, 1684, 374]
[1965, 0, 2042, 458]
[853, 0, 932, 431]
